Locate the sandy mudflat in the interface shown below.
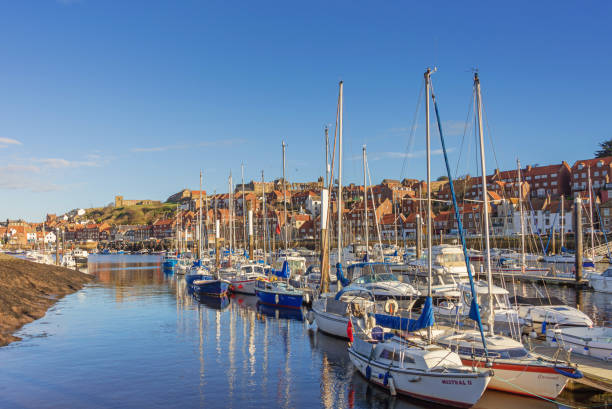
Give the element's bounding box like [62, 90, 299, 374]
[0, 254, 92, 346]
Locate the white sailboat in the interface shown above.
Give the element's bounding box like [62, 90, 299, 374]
[349, 71, 492, 407]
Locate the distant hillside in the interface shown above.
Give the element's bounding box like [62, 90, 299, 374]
[84, 203, 177, 225]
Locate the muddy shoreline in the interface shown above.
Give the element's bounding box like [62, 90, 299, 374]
[0, 254, 92, 346]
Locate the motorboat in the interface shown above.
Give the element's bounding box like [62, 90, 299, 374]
[511, 295, 594, 331]
[589, 268, 612, 293]
[546, 326, 612, 361]
[230, 263, 268, 295]
[344, 262, 420, 301]
[254, 279, 303, 309]
[433, 281, 523, 333]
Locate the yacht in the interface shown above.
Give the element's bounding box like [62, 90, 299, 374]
[589, 268, 612, 293]
[344, 262, 420, 300]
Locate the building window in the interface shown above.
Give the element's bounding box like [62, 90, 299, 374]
[582, 172, 586, 178]
[594, 171, 600, 177]
[574, 182, 579, 188]
[604, 209, 610, 216]
[551, 181, 557, 186]
[551, 173, 557, 177]
[543, 182, 548, 187]
[598, 161, 603, 167]
[578, 164, 584, 170]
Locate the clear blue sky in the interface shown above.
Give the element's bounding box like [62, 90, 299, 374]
[1, 0, 610, 220]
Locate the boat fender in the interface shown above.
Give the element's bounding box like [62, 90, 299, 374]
[306, 311, 315, 325]
[275, 294, 279, 304]
[554, 367, 583, 379]
[365, 365, 371, 380]
[384, 299, 399, 315]
[388, 376, 397, 396]
[383, 371, 390, 386]
[541, 321, 547, 335]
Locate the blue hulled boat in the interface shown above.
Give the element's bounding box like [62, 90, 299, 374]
[162, 253, 178, 269]
[189, 274, 231, 297]
[254, 280, 303, 309]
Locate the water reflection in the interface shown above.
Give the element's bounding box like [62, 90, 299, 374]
[0, 255, 604, 409]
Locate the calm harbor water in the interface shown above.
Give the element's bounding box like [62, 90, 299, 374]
[0, 255, 608, 409]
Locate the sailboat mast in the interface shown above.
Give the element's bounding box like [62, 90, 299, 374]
[282, 141, 288, 254]
[199, 170, 203, 260]
[425, 69, 433, 301]
[424, 68, 435, 343]
[517, 159, 525, 273]
[262, 170, 267, 265]
[561, 196, 565, 249]
[242, 163, 246, 251]
[588, 166, 595, 262]
[337, 81, 344, 266]
[363, 145, 368, 258]
[228, 172, 233, 267]
[475, 73, 495, 336]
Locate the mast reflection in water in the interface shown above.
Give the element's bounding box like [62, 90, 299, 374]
[0, 255, 602, 409]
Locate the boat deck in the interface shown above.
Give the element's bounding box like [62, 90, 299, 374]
[531, 341, 612, 394]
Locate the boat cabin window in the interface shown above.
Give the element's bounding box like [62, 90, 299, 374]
[379, 349, 415, 364]
[243, 266, 253, 273]
[435, 253, 464, 266]
[603, 269, 612, 277]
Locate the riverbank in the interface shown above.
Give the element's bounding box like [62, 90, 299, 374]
[0, 254, 92, 347]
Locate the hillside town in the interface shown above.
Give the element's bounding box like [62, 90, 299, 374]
[3, 156, 612, 250]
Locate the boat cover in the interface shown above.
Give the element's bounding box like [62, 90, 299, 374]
[374, 296, 434, 332]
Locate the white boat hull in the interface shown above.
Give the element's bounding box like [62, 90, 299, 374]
[547, 327, 612, 361]
[230, 279, 258, 295]
[590, 275, 612, 293]
[349, 349, 490, 408]
[462, 358, 570, 399]
[312, 305, 350, 338]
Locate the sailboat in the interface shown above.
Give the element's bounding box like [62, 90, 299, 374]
[348, 72, 492, 407]
[254, 143, 304, 309]
[426, 72, 582, 400]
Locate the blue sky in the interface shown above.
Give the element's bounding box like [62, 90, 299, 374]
[0, 1, 610, 220]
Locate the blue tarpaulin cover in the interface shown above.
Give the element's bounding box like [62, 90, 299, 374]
[336, 263, 350, 287]
[374, 296, 435, 332]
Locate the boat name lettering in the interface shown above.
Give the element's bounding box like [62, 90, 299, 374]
[441, 379, 471, 385]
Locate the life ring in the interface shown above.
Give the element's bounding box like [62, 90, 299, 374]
[384, 299, 399, 315]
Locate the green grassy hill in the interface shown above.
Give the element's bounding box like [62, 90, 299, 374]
[84, 203, 177, 225]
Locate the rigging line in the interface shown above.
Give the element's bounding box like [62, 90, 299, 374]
[481, 98, 502, 175]
[454, 86, 476, 179]
[400, 81, 425, 180]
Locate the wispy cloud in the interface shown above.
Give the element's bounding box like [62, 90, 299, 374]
[32, 157, 102, 168]
[0, 137, 23, 149]
[0, 165, 61, 192]
[131, 138, 247, 153]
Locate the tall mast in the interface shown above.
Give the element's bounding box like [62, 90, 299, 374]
[242, 163, 246, 251]
[282, 141, 288, 255]
[561, 195, 565, 250]
[425, 68, 433, 315]
[204, 178, 209, 254]
[475, 73, 495, 335]
[262, 170, 267, 265]
[199, 170, 203, 260]
[517, 159, 525, 273]
[325, 126, 330, 189]
[337, 81, 344, 266]
[363, 145, 368, 259]
[588, 166, 595, 261]
[228, 172, 233, 267]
